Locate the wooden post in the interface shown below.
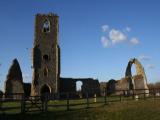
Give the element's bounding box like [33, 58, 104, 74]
[44, 93, 48, 112]
[66, 92, 70, 111]
[21, 93, 25, 113]
[94, 94, 97, 103]
[86, 92, 89, 108]
[132, 90, 135, 100]
[0, 93, 2, 110]
[154, 89, 156, 99]
[104, 89, 107, 105]
[144, 89, 146, 100]
[120, 95, 122, 102]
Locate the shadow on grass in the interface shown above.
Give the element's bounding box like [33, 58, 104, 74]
[1, 100, 160, 120]
[0, 105, 106, 120]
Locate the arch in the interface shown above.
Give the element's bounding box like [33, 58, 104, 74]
[40, 84, 51, 95]
[125, 58, 148, 89]
[43, 54, 49, 61]
[76, 81, 83, 92]
[125, 58, 147, 79]
[43, 19, 50, 33]
[75, 80, 84, 98]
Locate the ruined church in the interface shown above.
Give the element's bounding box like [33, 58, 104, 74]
[4, 13, 149, 98]
[4, 13, 100, 98]
[107, 58, 149, 95]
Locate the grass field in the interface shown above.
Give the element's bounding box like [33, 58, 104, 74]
[1, 99, 160, 120]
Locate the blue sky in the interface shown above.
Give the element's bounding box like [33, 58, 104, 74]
[0, 0, 160, 91]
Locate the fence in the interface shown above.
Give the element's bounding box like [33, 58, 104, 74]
[0, 88, 160, 114]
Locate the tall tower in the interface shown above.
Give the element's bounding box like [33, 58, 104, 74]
[31, 13, 60, 96]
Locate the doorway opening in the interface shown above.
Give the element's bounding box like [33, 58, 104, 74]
[40, 84, 50, 95]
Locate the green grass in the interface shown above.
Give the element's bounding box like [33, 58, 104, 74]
[1, 99, 160, 120]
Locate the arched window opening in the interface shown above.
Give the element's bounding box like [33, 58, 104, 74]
[43, 19, 50, 33]
[44, 68, 48, 77]
[76, 81, 83, 98]
[43, 54, 49, 61]
[76, 81, 83, 92]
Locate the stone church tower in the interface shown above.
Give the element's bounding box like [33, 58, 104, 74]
[31, 13, 60, 96]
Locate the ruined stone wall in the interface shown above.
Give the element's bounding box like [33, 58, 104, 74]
[107, 58, 149, 95]
[132, 75, 144, 89]
[99, 82, 107, 91]
[59, 78, 101, 97]
[125, 58, 149, 93]
[115, 77, 130, 90]
[4, 59, 24, 99]
[106, 78, 130, 95]
[0, 90, 3, 99]
[81, 79, 100, 96]
[106, 79, 116, 94]
[23, 83, 31, 97]
[59, 78, 76, 93]
[132, 75, 149, 94]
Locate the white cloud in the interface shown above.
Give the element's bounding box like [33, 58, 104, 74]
[100, 25, 140, 48]
[146, 64, 154, 69]
[130, 38, 139, 45]
[109, 29, 127, 44]
[126, 27, 131, 32]
[102, 25, 109, 32]
[139, 55, 151, 61]
[101, 36, 110, 48]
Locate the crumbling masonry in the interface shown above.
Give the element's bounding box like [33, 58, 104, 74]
[31, 13, 60, 96]
[107, 58, 149, 95]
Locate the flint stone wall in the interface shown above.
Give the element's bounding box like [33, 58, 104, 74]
[4, 59, 24, 99]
